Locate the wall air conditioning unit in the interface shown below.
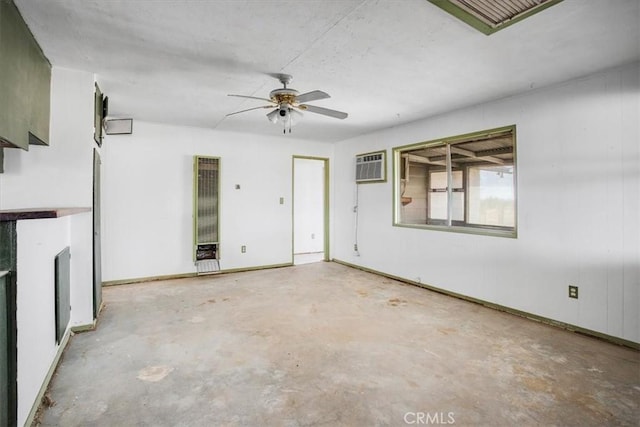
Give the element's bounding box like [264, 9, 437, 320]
[355, 150, 386, 183]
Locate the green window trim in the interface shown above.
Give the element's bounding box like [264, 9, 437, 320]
[393, 125, 517, 238]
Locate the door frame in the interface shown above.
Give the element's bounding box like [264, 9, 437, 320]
[292, 156, 330, 262]
[92, 149, 102, 319]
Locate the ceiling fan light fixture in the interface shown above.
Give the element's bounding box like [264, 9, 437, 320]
[228, 73, 348, 134]
[266, 109, 279, 123]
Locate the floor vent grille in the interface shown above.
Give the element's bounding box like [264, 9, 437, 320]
[196, 259, 220, 274]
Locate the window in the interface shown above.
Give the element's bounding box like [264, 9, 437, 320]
[394, 125, 516, 237]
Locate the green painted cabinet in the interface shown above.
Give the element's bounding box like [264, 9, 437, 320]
[0, 0, 51, 150]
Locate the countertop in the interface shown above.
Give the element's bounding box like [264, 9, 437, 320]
[0, 207, 91, 221]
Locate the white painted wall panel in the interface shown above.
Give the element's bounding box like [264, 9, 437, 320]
[333, 63, 640, 344]
[0, 67, 95, 209]
[16, 217, 69, 427]
[101, 122, 333, 281]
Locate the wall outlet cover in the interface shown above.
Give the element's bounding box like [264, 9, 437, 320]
[569, 285, 578, 299]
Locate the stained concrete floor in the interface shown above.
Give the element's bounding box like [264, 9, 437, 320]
[38, 262, 639, 426]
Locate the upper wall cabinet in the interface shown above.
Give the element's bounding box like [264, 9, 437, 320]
[0, 0, 51, 150]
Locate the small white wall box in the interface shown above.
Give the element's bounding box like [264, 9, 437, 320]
[355, 150, 386, 183]
[105, 118, 133, 135]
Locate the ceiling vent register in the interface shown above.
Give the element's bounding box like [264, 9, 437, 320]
[428, 0, 563, 35]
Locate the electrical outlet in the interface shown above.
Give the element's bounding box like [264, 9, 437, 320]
[241, 245, 246, 253]
[311, 233, 315, 239]
[279, 197, 284, 205]
[568, 285, 578, 299]
[354, 244, 358, 251]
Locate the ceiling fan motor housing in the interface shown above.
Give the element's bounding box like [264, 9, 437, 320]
[270, 88, 299, 106]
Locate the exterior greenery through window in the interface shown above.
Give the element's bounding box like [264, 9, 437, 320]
[394, 125, 516, 237]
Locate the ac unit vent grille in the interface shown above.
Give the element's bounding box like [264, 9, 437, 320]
[356, 151, 385, 183]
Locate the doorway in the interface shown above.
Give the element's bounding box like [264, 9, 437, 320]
[292, 157, 329, 265]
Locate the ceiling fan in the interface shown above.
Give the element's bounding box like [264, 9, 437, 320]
[226, 74, 348, 133]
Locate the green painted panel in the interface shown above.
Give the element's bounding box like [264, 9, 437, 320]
[0, 272, 9, 427]
[0, 0, 50, 149]
[54, 247, 71, 344]
[0, 221, 16, 271]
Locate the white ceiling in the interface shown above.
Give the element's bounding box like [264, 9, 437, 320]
[15, 0, 640, 143]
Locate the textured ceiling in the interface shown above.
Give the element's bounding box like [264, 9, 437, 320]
[15, 0, 640, 142]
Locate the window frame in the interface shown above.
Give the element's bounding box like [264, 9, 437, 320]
[392, 125, 517, 238]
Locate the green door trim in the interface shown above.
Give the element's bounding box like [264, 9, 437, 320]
[292, 156, 330, 263]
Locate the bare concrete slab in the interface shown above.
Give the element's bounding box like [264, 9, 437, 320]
[37, 262, 639, 426]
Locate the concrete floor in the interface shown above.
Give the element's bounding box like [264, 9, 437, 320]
[38, 262, 639, 426]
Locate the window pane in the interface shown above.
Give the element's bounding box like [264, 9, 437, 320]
[428, 192, 447, 220]
[430, 171, 447, 189]
[451, 170, 463, 189]
[452, 191, 464, 221]
[400, 162, 428, 224]
[467, 165, 515, 227]
[428, 170, 463, 221]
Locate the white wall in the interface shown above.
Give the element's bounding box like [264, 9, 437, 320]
[333, 62, 640, 344]
[15, 217, 67, 426]
[294, 158, 325, 254]
[0, 67, 96, 425]
[101, 122, 333, 282]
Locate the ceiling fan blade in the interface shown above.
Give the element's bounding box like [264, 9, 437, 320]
[299, 104, 348, 120]
[228, 94, 275, 103]
[295, 90, 330, 103]
[226, 105, 273, 117]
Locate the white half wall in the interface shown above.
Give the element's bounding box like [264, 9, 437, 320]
[15, 217, 68, 426]
[101, 122, 333, 282]
[333, 62, 640, 344]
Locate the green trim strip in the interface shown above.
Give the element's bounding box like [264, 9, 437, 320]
[70, 320, 97, 334]
[427, 0, 564, 35]
[332, 258, 639, 350]
[103, 272, 199, 287]
[215, 262, 292, 275]
[102, 263, 293, 286]
[25, 328, 71, 427]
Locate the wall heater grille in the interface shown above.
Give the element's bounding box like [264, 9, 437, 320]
[356, 151, 386, 183]
[194, 156, 220, 273]
[195, 157, 219, 245]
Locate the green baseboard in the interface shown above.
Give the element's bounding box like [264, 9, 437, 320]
[332, 258, 639, 350]
[25, 328, 71, 427]
[102, 263, 293, 287]
[102, 272, 198, 287]
[71, 320, 96, 333]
